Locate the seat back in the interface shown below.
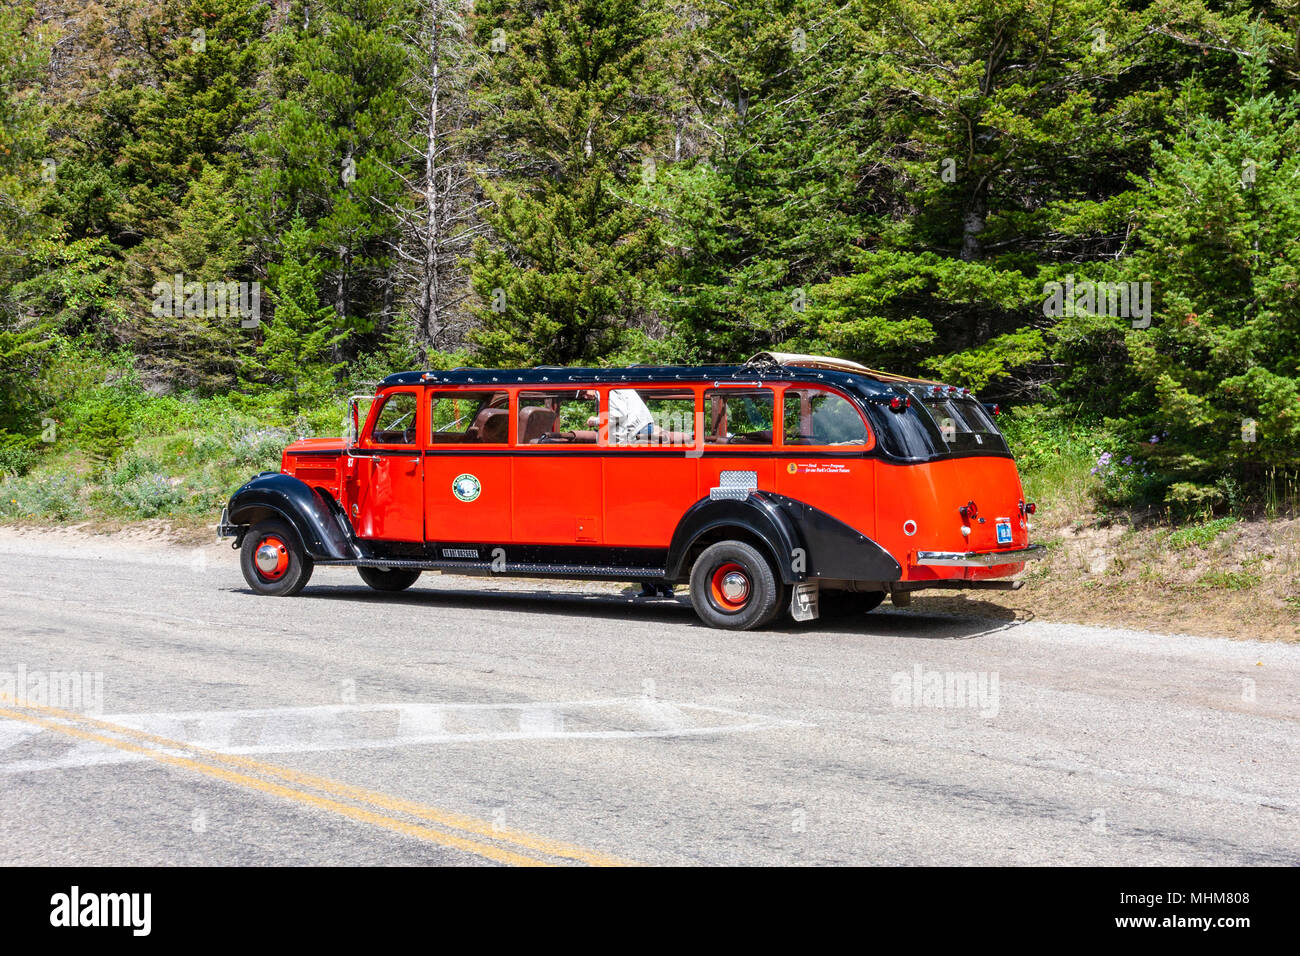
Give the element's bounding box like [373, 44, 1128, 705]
[518, 405, 558, 443]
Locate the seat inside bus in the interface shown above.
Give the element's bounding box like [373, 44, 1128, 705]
[519, 405, 558, 443]
[465, 406, 508, 443]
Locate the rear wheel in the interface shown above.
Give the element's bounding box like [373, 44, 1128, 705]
[358, 566, 422, 592]
[240, 519, 314, 596]
[689, 540, 782, 630]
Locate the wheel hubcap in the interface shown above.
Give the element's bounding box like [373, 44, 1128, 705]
[254, 537, 289, 580]
[720, 572, 748, 602]
[709, 562, 751, 611]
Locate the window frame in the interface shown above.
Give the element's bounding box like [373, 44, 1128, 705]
[776, 383, 875, 451]
[701, 385, 778, 448]
[428, 388, 511, 447]
[596, 384, 701, 450]
[364, 388, 423, 448]
[512, 388, 601, 447]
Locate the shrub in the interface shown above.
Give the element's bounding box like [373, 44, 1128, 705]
[99, 470, 186, 518]
[0, 473, 83, 521]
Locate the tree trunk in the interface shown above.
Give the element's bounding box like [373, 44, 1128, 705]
[418, 2, 443, 345]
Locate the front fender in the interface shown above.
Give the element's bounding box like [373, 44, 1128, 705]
[223, 472, 357, 560]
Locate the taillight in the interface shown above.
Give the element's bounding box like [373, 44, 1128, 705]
[888, 396, 911, 412]
[959, 500, 978, 522]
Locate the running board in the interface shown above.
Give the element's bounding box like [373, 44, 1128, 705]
[318, 558, 667, 581]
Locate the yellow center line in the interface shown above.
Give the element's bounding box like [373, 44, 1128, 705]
[0, 694, 631, 867]
[0, 704, 549, 866]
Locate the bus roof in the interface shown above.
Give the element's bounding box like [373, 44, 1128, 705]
[379, 363, 938, 399]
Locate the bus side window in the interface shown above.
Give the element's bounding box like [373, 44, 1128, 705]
[430, 390, 509, 444]
[783, 388, 867, 445]
[604, 388, 696, 447]
[370, 392, 418, 444]
[704, 389, 774, 444]
[516, 390, 598, 444]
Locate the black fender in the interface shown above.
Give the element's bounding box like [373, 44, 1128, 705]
[224, 472, 357, 560]
[666, 494, 803, 584]
[665, 491, 902, 584]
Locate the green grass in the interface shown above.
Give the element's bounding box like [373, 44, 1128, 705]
[1168, 517, 1239, 550]
[998, 404, 1106, 519]
[1193, 569, 1259, 591]
[1, 383, 347, 524]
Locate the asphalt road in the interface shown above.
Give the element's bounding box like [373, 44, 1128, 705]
[1, 529, 1296, 866]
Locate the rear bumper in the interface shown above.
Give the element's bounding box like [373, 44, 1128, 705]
[913, 545, 1046, 568]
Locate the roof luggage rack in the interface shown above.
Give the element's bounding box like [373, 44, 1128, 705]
[745, 352, 946, 387]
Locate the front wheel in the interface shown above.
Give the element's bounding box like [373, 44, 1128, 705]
[240, 519, 314, 596]
[358, 566, 422, 592]
[688, 540, 782, 630]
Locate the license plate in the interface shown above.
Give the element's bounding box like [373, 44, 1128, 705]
[996, 519, 1012, 544]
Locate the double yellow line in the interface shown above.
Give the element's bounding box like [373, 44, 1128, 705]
[0, 694, 630, 867]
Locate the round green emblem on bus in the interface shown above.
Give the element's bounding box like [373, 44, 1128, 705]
[452, 474, 481, 502]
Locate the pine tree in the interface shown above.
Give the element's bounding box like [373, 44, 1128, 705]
[386, 0, 487, 355]
[466, 0, 670, 366]
[255, 217, 347, 416]
[1125, 51, 1300, 501]
[799, 0, 1163, 394]
[653, 0, 868, 363]
[0, 2, 56, 439]
[246, 0, 413, 354]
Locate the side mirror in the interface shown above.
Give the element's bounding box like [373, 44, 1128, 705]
[344, 395, 369, 449]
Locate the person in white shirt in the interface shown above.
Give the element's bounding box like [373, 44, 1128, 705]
[584, 388, 655, 444]
[582, 388, 673, 597]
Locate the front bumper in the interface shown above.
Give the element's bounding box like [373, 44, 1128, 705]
[216, 506, 241, 539]
[913, 545, 1047, 568]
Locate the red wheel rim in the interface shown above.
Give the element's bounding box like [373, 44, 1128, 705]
[709, 562, 751, 612]
[254, 535, 290, 580]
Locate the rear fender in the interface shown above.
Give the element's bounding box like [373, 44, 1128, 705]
[665, 492, 901, 584]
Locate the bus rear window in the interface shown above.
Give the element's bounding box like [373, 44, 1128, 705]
[910, 390, 1010, 455]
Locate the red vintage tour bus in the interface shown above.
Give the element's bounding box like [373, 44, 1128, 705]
[218, 353, 1043, 629]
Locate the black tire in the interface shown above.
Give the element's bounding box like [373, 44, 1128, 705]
[358, 566, 422, 592]
[688, 540, 782, 630]
[240, 518, 314, 596]
[817, 589, 886, 619]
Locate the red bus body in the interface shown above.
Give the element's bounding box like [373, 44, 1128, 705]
[220, 357, 1042, 628]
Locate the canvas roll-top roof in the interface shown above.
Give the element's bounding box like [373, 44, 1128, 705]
[379, 359, 947, 399]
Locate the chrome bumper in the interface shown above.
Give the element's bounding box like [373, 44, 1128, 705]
[216, 506, 241, 538]
[913, 545, 1047, 567]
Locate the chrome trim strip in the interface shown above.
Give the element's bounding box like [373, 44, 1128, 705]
[913, 545, 1047, 567]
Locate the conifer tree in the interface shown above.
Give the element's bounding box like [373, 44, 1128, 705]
[467, 0, 670, 366]
[255, 217, 347, 416]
